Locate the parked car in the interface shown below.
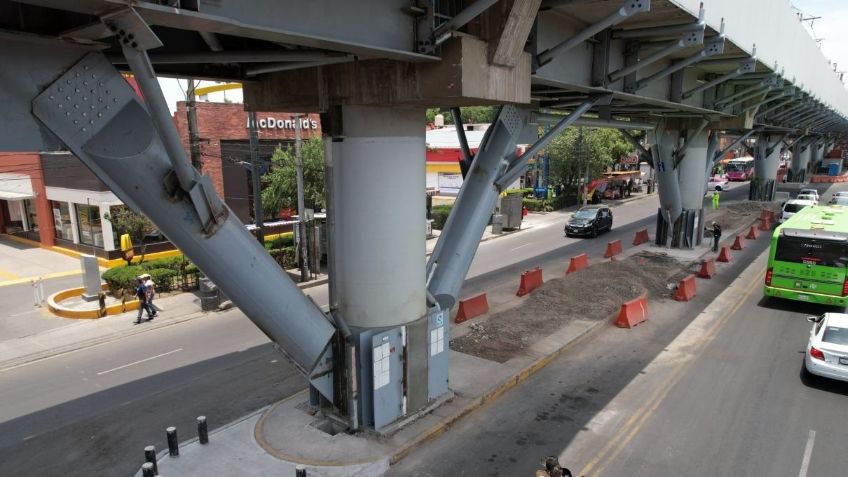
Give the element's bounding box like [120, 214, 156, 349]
[828, 191, 848, 204]
[779, 199, 816, 223]
[830, 196, 848, 206]
[706, 175, 729, 192]
[564, 205, 613, 238]
[798, 188, 820, 201]
[804, 313, 848, 383]
[796, 193, 818, 205]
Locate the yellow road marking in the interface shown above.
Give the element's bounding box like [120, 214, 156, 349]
[580, 271, 763, 476]
[0, 270, 83, 288]
[0, 267, 19, 280]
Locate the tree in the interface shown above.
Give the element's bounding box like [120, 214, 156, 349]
[261, 137, 325, 216]
[104, 206, 154, 243]
[426, 106, 497, 125]
[548, 126, 635, 188]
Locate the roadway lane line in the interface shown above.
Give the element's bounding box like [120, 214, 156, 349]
[798, 430, 816, 477]
[580, 269, 763, 477]
[96, 348, 182, 376]
[510, 243, 534, 251]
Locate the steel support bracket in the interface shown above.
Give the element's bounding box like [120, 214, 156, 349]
[611, 26, 705, 90]
[683, 50, 756, 100]
[635, 31, 724, 92]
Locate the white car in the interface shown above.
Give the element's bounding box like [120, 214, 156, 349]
[804, 313, 848, 383]
[779, 199, 816, 223]
[798, 188, 820, 201]
[795, 193, 818, 205]
[706, 175, 729, 192]
[828, 191, 848, 204]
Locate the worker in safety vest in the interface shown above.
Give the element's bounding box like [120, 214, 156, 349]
[711, 191, 720, 209]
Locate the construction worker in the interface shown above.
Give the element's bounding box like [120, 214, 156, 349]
[711, 190, 720, 209]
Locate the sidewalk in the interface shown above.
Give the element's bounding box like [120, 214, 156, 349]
[0, 235, 90, 287]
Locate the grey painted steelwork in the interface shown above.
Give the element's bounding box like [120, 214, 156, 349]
[427, 309, 450, 400]
[536, 0, 650, 66]
[451, 107, 474, 178]
[608, 26, 705, 83]
[635, 33, 725, 92]
[432, 0, 501, 47]
[30, 51, 335, 375]
[682, 56, 757, 99]
[427, 106, 529, 310]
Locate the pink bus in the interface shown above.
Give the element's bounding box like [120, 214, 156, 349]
[725, 157, 754, 181]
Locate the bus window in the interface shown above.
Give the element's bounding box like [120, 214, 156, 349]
[774, 236, 848, 268]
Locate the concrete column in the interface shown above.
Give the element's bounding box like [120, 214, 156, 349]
[751, 133, 781, 201]
[650, 122, 710, 248]
[790, 143, 811, 183]
[99, 204, 115, 251]
[332, 105, 426, 329]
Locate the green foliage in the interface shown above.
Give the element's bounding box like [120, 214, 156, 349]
[104, 206, 155, 244]
[262, 137, 325, 217]
[431, 205, 453, 230]
[548, 126, 636, 189]
[264, 232, 294, 250]
[147, 268, 179, 292]
[522, 198, 546, 212]
[102, 265, 145, 297]
[142, 256, 189, 272]
[504, 188, 535, 197]
[269, 246, 297, 270]
[426, 107, 497, 125]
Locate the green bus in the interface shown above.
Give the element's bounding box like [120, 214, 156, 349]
[765, 205, 848, 306]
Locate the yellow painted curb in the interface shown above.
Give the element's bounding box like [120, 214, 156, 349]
[2, 233, 42, 247]
[47, 284, 140, 319]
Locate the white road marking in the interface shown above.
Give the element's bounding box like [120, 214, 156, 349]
[510, 242, 533, 251]
[96, 348, 183, 376]
[798, 429, 816, 477]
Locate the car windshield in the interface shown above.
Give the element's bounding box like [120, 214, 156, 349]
[796, 195, 815, 201]
[822, 325, 848, 345]
[783, 203, 807, 213]
[574, 209, 598, 219]
[726, 162, 749, 172]
[800, 190, 817, 196]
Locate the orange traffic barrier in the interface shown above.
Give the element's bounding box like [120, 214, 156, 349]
[566, 253, 589, 275]
[746, 226, 759, 240]
[604, 239, 623, 260]
[717, 246, 732, 263]
[517, 267, 543, 297]
[760, 209, 771, 221]
[731, 235, 746, 250]
[633, 229, 650, 246]
[698, 259, 717, 279]
[614, 293, 648, 328]
[455, 293, 489, 324]
[673, 274, 697, 301]
[758, 217, 772, 231]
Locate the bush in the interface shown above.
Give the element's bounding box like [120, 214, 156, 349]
[147, 268, 179, 292]
[142, 256, 188, 271]
[522, 198, 546, 211]
[431, 205, 453, 230]
[269, 246, 297, 270]
[504, 188, 534, 197]
[103, 265, 145, 297]
[265, 232, 294, 250]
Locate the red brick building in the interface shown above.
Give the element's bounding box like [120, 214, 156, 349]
[172, 102, 321, 223]
[0, 152, 54, 247]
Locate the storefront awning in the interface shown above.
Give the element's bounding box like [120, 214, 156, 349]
[0, 190, 33, 200]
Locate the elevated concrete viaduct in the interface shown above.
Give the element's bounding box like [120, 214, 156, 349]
[1, 0, 847, 433]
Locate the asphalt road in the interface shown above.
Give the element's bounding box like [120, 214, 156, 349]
[0, 183, 752, 477]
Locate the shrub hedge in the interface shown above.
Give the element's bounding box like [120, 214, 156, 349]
[431, 205, 453, 230]
[264, 232, 295, 250]
[522, 198, 546, 212]
[269, 246, 297, 269]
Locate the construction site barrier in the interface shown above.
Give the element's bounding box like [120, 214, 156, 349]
[517, 267, 543, 297]
[731, 235, 746, 250]
[614, 293, 648, 328]
[717, 246, 732, 263]
[698, 259, 717, 279]
[758, 217, 772, 231]
[455, 293, 489, 324]
[745, 226, 759, 240]
[566, 253, 589, 275]
[632, 229, 650, 246]
[604, 239, 622, 260]
[673, 274, 697, 301]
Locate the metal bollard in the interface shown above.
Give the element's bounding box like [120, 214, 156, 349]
[38, 277, 45, 305]
[144, 445, 158, 475]
[166, 426, 179, 456]
[295, 464, 307, 477]
[197, 416, 209, 444]
[141, 462, 155, 477]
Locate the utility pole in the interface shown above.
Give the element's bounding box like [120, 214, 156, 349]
[247, 111, 265, 244]
[186, 79, 202, 171]
[294, 114, 310, 281]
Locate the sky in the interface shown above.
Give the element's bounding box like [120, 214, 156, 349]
[792, 0, 848, 80]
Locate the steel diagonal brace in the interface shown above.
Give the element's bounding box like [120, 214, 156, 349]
[609, 27, 705, 83]
[682, 53, 757, 99]
[450, 107, 474, 178]
[755, 96, 798, 120]
[103, 9, 226, 236]
[743, 86, 794, 114]
[714, 73, 781, 109]
[671, 119, 708, 169]
[634, 28, 725, 92]
[536, 0, 650, 66]
[495, 94, 611, 190]
[713, 129, 760, 162]
[619, 130, 651, 163]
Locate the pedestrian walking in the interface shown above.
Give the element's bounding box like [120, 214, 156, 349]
[134, 277, 155, 324]
[711, 221, 722, 252]
[142, 273, 161, 315]
[711, 191, 720, 209]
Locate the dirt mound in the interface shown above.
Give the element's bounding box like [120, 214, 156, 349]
[705, 200, 778, 232]
[450, 252, 692, 363]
